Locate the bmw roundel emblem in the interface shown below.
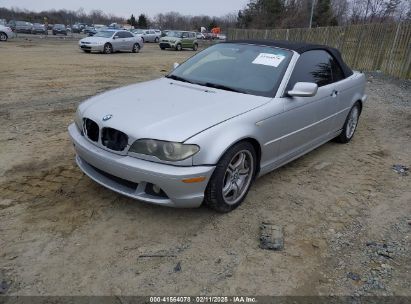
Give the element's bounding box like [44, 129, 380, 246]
[102, 114, 113, 121]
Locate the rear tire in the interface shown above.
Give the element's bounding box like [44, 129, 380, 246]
[205, 141, 256, 213]
[175, 43, 182, 51]
[193, 43, 198, 51]
[335, 102, 361, 143]
[0, 32, 8, 42]
[103, 43, 113, 54]
[155, 37, 159, 43]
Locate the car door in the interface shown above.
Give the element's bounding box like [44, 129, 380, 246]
[181, 32, 190, 48]
[190, 32, 196, 46]
[111, 31, 123, 51]
[278, 50, 336, 159]
[149, 30, 156, 42]
[329, 57, 353, 132]
[122, 31, 135, 50]
[144, 30, 151, 42]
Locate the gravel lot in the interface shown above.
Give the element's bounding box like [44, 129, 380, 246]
[0, 36, 410, 296]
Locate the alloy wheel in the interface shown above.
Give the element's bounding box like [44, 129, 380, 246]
[346, 107, 359, 139]
[222, 150, 254, 205]
[133, 44, 140, 53]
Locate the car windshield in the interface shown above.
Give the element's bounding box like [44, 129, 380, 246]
[93, 31, 114, 38]
[167, 31, 183, 38]
[54, 24, 65, 28]
[167, 43, 292, 97]
[132, 29, 144, 34]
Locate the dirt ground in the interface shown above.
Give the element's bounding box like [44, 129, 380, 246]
[1, 37, 410, 296]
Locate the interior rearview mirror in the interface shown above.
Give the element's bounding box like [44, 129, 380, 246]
[173, 62, 179, 69]
[287, 82, 318, 97]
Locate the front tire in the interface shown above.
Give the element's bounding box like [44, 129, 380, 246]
[205, 142, 256, 213]
[0, 32, 8, 42]
[103, 43, 113, 54]
[154, 37, 159, 43]
[335, 102, 361, 143]
[132, 43, 140, 53]
[175, 43, 182, 51]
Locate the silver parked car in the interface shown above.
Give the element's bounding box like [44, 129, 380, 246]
[79, 30, 143, 54]
[0, 25, 15, 41]
[138, 29, 160, 43]
[69, 41, 367, 212]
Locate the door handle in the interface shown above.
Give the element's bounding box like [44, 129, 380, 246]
[331, 90, 339, 97]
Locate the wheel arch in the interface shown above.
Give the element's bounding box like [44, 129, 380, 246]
[191, 133, 263, 177]
[355, 99, 363, 114]
[104, 42, 113, 52]
[235, 137, 262, 177]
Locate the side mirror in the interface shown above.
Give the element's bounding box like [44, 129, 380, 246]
[287, 82, 318, 97]
[173, 62, 179, 69]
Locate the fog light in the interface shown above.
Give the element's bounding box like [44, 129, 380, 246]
[152, 184, 161, 194]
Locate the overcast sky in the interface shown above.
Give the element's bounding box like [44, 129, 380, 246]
[2, 0, 249, 17]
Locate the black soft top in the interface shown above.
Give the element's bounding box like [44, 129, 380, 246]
[225, 39, 353, 78]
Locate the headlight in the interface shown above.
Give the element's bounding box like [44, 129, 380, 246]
[75, 107, 82, 130]
[129, 139, 199, 161]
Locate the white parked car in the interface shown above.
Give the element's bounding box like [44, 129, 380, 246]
[79, 30, 143, 54]
[0, 25, 15, 41]
[131, 29, 160, 43]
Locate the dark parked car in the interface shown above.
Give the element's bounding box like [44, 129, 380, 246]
[52, 24, 67, 35]
[31, 23, 47, 35]
[83, 26, 95, 35]
[72, 23, 85, 33]
[15, 21, 33, 33]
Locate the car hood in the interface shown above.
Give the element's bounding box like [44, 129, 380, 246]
[79, 78, 270, 142]
[80, 36, 108, 43]
[161, 37, 179, 42]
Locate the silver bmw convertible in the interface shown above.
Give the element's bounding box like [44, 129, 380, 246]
[69, 40, 367, 212]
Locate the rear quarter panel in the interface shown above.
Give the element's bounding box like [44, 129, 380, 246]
[334, 71, 367, 129]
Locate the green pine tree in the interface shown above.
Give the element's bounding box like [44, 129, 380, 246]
[313, 0, 338, 27]
[127, 14, 137, 27]
[137, 14, 148, 28]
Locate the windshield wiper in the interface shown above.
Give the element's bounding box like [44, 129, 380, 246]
[165, 75, 194, 84]
[203, 82, 246, 94]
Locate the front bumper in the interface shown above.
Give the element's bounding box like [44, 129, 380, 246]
[79, 44, 104, 52]
[68, 123, 215, 208]
[159, 42, 174, 49]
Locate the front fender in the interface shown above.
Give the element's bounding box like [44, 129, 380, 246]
[186, 118, 263, 166]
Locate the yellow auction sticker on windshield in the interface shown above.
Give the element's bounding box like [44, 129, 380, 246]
[252, 53, 285, 67]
